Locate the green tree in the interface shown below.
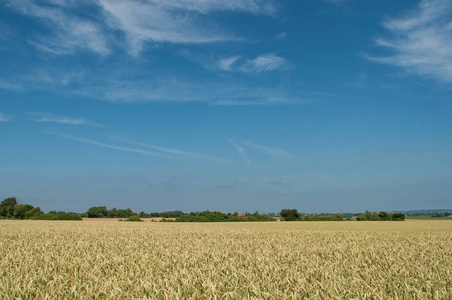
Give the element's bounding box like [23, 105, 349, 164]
[391, 213, 405, 221]
[333, 213, 344, 221]
[280, 209, 300, 221]
[125, 215, 143, 222]
[14, 204, 35, 219]
[87, 206, 108, 218]
[139, 211, 150, 218]
[108, 207, 118, 218]
[117, 208, 134, 218]
[364, 210, 373, 221]
[378, 211, 389, 221]
[0, 197, 18, 218]
[303, 215, 312, 221]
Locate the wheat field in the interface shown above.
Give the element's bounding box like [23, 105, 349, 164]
[1, 220, 451, 299]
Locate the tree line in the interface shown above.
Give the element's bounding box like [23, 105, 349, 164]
[1, 197, 406, 222]
[280, 209, 405, 221]
[174, 211, 276, 222]
[0, 197, 82, 220]
[81, 207, 185, 218]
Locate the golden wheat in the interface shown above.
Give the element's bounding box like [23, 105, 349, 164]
[0, 220, 451, 299]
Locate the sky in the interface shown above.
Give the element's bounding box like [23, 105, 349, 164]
[1, 0, 451, 213]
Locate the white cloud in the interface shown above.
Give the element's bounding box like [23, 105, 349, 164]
[229, 139, 251, 166]
[28, 112, 103, 127]
[97, 0, 231, 55]
[217, 56, 241, 71]
[0, 112, 11, 122]
[275, 32, 287, 40]
[324, 0, 349, 5]
[214, 98, 291, 106]
[116, 138, 228, 163]
[147, 0, 276, 15]
[7, 0, 275, 56]
[7, 0, 109, 56]
[242, 140, 296, 160]
[48, 132, 162, 157]
[0, 80, 23, 91]
[243, 54, 289, 72]
[370, 0, 452, 82]
[217, 54, 290, 73]
[97, 0, 274, 56]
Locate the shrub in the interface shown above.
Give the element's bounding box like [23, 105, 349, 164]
[125, 215, 143, 222]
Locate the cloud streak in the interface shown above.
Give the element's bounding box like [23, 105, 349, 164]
[6, 0, 275, 56]
[369, 0, 452, 82]
[117, 138, 228, 163]
[217, 54, 290, 73]
[229, 139, 251, 165]
[7, 0, 109, 56]
[28, 112, 103, 127]
[0, 112, 11, 122]
[242, 140, 296, 160]
[48, 132, 163, 157]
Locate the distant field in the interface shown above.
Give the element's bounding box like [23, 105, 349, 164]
[82, 217, 176, 222]
[405, 216, 452, 220]
[1, 220, 451, 299]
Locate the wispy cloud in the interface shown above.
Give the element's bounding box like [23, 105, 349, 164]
[7, 0, 109, 56]
[217, 54, 291, 73]
[0, 80, 23, 91]
[6, 0, 275, 57]
[28, 112, 103, 127]
[369, 0, 452, 82]
[242, 140, 296, 160]
[0, 112, 11, 122]
[324, 0, 349, 5]
[48, 132, 163, 157]
[275, 32, 287, 40]
[116, 138, 228, 163]
[217, 56, 241, 71]
[229, 139, 251, 165]
[214, 98, 294, 106]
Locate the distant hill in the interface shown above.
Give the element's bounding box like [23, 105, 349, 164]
[392, 209, 452, 214]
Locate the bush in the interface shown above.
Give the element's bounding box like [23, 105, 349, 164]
[125, 215, 143, 222]
[33, 213, 82, 221]
[356, 215, 365, 221]
[280, 209, 300, 221]
[392, 213, 405, 221]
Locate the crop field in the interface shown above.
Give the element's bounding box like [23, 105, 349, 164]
[1, 220, 451, 299]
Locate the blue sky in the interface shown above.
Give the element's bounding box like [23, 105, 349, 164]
[1, 0, 451, 213]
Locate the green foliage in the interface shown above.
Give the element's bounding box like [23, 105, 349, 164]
[175, 211, 276, 222]
[33, 213, 82, 221]
[0, 197, 18, 218]
[86, 206, 135, 218]
[378, 211, 389, 221]
[125, 215, 143, 222]
[391, 213, 405, 221]
[14, 205, 43, 220]
[139, 211, 150, 218]
[87, 206, 108, 218]
[280, 209, 300, 221]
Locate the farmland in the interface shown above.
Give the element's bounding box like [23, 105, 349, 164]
[1, 220, 451, 299]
